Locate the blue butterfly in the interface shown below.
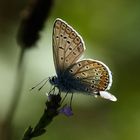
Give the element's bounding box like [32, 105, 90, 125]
[49, 18, 117, 102]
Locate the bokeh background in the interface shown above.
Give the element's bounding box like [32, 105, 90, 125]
[0, 0, 140, 140]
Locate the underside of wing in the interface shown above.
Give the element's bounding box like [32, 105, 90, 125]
[67, 59, 112, 93]
[53, 18, 85, 75]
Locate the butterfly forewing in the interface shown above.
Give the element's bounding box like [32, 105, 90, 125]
[68, 59, 112, 93]
[53, 18, 85, 75]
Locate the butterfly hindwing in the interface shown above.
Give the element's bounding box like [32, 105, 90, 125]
[67, 59, 112, 93]
[53, 18, 85, 75]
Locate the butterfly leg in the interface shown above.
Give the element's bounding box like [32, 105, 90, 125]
[47, 86, 56, 95]
[58, 88, 62, 96]
[70, 93, 74, 109]
[94, 92, 100, 98]
[60, 91, 69, 105]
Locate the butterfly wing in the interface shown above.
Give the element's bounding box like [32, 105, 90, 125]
[65, 59, 117, 101]
[53, 18, 85, 75]
[52, 19, 116, 101]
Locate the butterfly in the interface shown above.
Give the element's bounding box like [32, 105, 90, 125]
[49, 18, 117, 102]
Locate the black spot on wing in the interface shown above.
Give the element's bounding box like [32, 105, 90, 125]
[59, 46, 64, 50]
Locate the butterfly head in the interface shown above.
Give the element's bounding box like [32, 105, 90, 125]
[49, 76, 58, 86]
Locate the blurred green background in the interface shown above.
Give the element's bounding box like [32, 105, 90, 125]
[0, 0, 140, 140]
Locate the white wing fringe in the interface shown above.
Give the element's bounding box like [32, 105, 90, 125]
[99, 91, 117, 102]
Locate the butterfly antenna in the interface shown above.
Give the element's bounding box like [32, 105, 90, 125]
[38, 78, 49, 91]
[70, 93, 74, 109]
[30, 77, 49, 91]
[52, 86, 56, 94]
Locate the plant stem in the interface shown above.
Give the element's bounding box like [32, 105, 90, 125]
[8, 48, 25, 124]
[1, 48, 26, 140]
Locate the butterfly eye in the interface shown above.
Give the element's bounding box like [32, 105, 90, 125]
[51, 76, 57, 83]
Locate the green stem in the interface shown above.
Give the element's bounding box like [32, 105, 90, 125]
[1, 48, 26, 140]
[7, 48, 26, 123]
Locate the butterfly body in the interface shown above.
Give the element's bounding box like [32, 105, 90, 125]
[50, 18, 117, 101]
[50, 73, 80, 93]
